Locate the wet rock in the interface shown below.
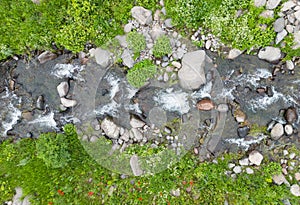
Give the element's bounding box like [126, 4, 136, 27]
[22, 111, 33, 121]
[101, 118, 120, 139]
[227, 48, 243, 59]
[266, 0, 281, 9]
[249, 150, 263, 166]
[131, 6, 152, 26]
[130, 116, 145, 128]
[93, 48, 112, 68]
[237, 126, 250, 138]
[274, 18, 285, 33]
[38, 51, 57, 64]
[284, 124, 293, 136]
[271, 123, 284, 140]
[196, 98, 214, 111]
[234, 110, 247, 123]
[130, 155, 143, 176]
[36, 95, 45, 110]
[290, 184, 300, 197]
[285, 107, 298, 124]
[256, 87, 266, 94]
[57, 82, 69, 97]
[148, 107, 167, 127]
[286, 60, 294, 70]
[254, 0, 266, 7]
[273, 173, 288, 185]
[130, 128, 143, 141]
[217, 104, 229, 112]
[178, 50, 207, 90]
[121, 49, 134, 68]
[258, 47, 281, 62]
[60, 97, 77, 108]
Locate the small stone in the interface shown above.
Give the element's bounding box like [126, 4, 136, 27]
[282, 167, 288, 175]
[130, 117, 145, 128]
[228, 163, 236, 169]
[284, 124, 293, 136]
[239, 158, 249, 166]
[285, 107, 298, 123]
[254, 0, 266, 7]
[289, 153, 296, 159]
[38, 51, 57, 64]
[196, 98, 214, 111]
[205, 40, 212, 50]
[286, 60, 294, 70]
[124, 23, 132, 33]
[246, 167, 254, 174]
[227, 48, 243, 59]
[170, 189, 180, 197]
[260, 10, 274, 18]
[286, 25, 294, 33]
[295, 173, 300, 181]
[36, 95, 45, 110]
[258, 46, 281, 62]
[237, 126, 250, 138]
[93, 48, 112, 68]
[281, 1, 296, 11]
[90, 136, 98, 142]
[121, 49, 134, 68]
[235, 110, 247, 123]
[22, 111, 33, 121]
[266, 0, 281, 9]
[272, 173, 287, 185]
[163, 72, 169, 82]
[120, 129, 130, 142]
[233, 166, 242, 174]
[131, 6, 152, 26]
[276, 29, 287, 44]
[194, 147, 199, 155]
[172, 61, 181, 68]
[57, 82, 69, 97]
[270, 123, 284, 140]
[295, 10, 300, 22]
[101, 118, 120, 139]
[283, 150, 289, 156]
[217, 104, 229, 112]
[130, 128, 143, 142]
[60, 98, 77, 108]
[290, 184, 300, 197]
[249, 150, 263, 166]
[130, 155, 143, 176]
[164, 18, 173, 28]
[274, 18, 285, 33]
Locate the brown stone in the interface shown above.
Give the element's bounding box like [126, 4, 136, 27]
[196, 99, 214, 111]
[285, 107, 298, 124]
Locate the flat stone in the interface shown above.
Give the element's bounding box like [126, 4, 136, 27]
[271, 123, 284, 140]
[149, 107, 167, 127]
[254, 0, 266, 7]
[120, 129, 130, 142]
[178, 50, 208, 90]
[228, 163, 236, 169]
[130, 117, 145, 128]
[266, 0, 281, 9]
[130, 128, 143, 141]
[93, 48, 111, 68]
[285, 107, 298, 123]
[60, 97, 77, 108]
[260, 10, 274, 18]
[295, 10, 300, 22]
[130, 155, 143, 176]
[272, 173, 287, 185]
[292, 31, 300, 49]
[101, 118, 120, 139]
[258, 46, 281, 62]
[150, 24, 165, 41]
[124, 23, 132, 33]
[121, 49, 134, 68]
[281, 1, 296, 11]
[274, 18, 285, 32]
[286, 60, 294, 70]
[131, 6, 152, 26]
[276, 29, 287, 44]
[295, 172, 300, 181]
[38, 51, 57, 64]
[249, 150, 263, 166]
[227, 48, 243, 59]
[246, 167, 254, 174]
[57, 81, 69, 97]
[217, 104, 229, 112]
[164, 18, 173, 28]
[286, 25, 294, 33]
[171, 61, 181, 69]
[196, 99, 214, 111]
[115, 35, 128, 48]
[290, 184, 300, 196]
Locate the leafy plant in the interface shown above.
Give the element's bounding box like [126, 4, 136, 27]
[36, 132, 71, 168]
[126, 31, 146, 53]
[153, 35, 172, 58]
[126, 59, 157, 88]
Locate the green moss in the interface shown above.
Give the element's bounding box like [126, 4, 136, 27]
[126, 31, 146, 54]
[249, 123, 268, 136]
[153, 35, 172, 58]
[126, 59, 157, 88]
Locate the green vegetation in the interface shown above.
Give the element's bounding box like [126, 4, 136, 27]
[0, 127, 299, 204]
[153, 35, 172, 58]
[126, 31, 147, 54]
[126, 59, 157, 88]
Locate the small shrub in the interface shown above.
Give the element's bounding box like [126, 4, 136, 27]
[126, 59, 156, 88]
[126, 31, 146, 53]
[36, 132, 71, 168]
[153, 35, 172, 58]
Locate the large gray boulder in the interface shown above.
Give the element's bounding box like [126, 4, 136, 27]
[131, 6, 152, 26]
[178, 50, 208, 90]
[91, 48, 112, 68]
[258, 46, 281, 62]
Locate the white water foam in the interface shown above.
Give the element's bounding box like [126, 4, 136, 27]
[51, 64, 85, 81]
[191, 81, 212, 100]
[225, 134, 267, 151]
[154, 88, 190, 115]
[1, 102, 22, 136]
[28, 112, 57, 128]
[104, 73, 121, 100]
[94, 101, 120, 117]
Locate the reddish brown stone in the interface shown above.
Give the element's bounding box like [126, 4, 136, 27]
[196, 99, 214, 111]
